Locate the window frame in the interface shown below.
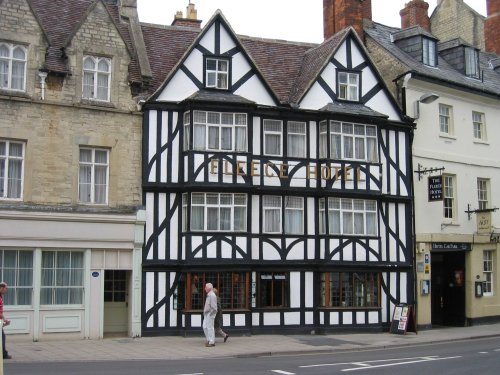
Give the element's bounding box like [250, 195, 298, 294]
[439, 104, 453, 135]
[78, 147, 109, 205]
[0, 249, 33, 306]
[287, 121, 307, 158]
[263, 119, 283, 156]
[0, 42, 27, 91]
[205, 57, 229, 90]
[320, 272, 381, 308]
[422, 37, 437, 67]
[319, 197, 378, 236]
[477, 178, 490, 211]
[472, 111, 486, 141]
[483, 250, 493, 296]
[263, 195, 304, 235]
[443, 174, 456, 220]
[337, 71, 360, 101]
[465, 47, 480, 78]
[257, 272, 289, 308]
[82, 55, 111, 102]
[0, 139, 25, 200]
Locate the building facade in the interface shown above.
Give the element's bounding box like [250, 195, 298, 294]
[365, 0, 500, 328]
[141, 5, 414, 335]
[0, 0, 149, 340]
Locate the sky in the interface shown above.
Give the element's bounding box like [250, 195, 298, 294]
[137, 0, 487, 44]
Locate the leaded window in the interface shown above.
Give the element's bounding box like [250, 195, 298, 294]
[320, 272, 380, 307]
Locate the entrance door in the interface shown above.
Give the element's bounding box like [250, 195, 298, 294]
[431, 252, 466, 326]
[103, 270, 128, 335]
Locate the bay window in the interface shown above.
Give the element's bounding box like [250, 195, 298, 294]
[263, 195, 304, 235]
[319, 197, 377, 236]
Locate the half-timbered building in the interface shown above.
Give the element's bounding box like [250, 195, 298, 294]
[141, 7, 415, 335]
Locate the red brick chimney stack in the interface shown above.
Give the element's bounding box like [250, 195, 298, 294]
[399, 0, 431, 31]
[323, 0, 372, 41]
[485, 0, 500, 54]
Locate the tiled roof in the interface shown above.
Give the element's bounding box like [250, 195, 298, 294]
[365, 21, 500, 98]
[320, 101, 388, 118]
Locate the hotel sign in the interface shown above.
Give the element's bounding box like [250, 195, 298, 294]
[431, 242, 471, 251]
[428, 175, 443, 201]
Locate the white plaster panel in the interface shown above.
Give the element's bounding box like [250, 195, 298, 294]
[369, 311, 379, 324]
[171, 111, 179, 183]
[284, 312, 300, 325]
[307, 239, 315, 260]
[252, 312, 260, 326]
[192, 237, 203, 258]
[320, 311, 325, 325]
[146, 272, 154, 327]
[320, 62, 337, 93]
[191, 314, 202, 327]
[335, 41, 348, 67]
[161, 111, 169, 183]
[43, 314, 81, 332]
[232, 52, 251, 83]
[305, 272, 314, 307]
[207, 242, 217, 258]
[158, 193, 167, 260]
[252, 239, 260, 260]
[343, 242, 353, 261]
[361, 66, 377, 96]
[157, 70, 198, 102]
[299, 81, 332, 110]
[309, 121, 317, 158]
[222, 240, 232, 258]
[170, 195, 178, 260]
[390, 272, 397, 303]
[290, 272, 301, 308]
[263, 312, 281, 326]
[356, 244, 366, 262]
[199, 25, 215, 53]
[366, 93, 400, 122]
[234, 75, 275, 106]
[305, 311, 314, 325]
[262, 241, 281, 260]
[351, 40, 365, 69]
[356, 311, 365, 324]
[147, 111, 157, 182]
[286, 242, 303, 260]
[236, 237, 247, 255]
[158, 304, 165, 328]
[330, 311, 339, 325]
[400, 272, 408, 303]
[220, 25, 236, 53]
[234, 314, 246, 327]
[145, 193, 155, 260]
[183, 49, 203, 83]
[342, 311, 352, 325]
[169, 300, 177, 328]
[252, 195, 259, 234]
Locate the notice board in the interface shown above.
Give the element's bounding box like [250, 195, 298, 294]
[390, 304, 417, 334]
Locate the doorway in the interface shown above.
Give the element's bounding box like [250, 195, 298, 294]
[431, 252, 466, 326]
[103, 270, 128, 335]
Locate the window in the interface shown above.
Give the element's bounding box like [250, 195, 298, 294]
[477, 178, 489, 210]
[79, 147, 109, 204]
[443, 174, 456, 220]
[439, 104, 453, 135]
[287, 121, 306, 158]
[0, 43, 26, 91]
[0, 250, 33, 305]
[104, 270, 126, 302]
[186, 192, 247, 231]
[0, 139, 24, 199]
[41, 251, 84, 305]
[263, 196, 304, 235]
[422, 38, 437, 67]
[465, 47, 480, 78]
[263, 119, 282, 156]
[338, 72, 359, 101]
[319, 121, 377, 162]
[472, 111, 486, 141]
[205, 58, 228, 89]
[184, 272, 248, 310]
[82, 56, 111, 101]
[319, 197, 377, 236]
[189, 111, 247, 152]
[258, 272, 288, 308]
[483, 250, 493, 295]
[320, 272, 380, 307]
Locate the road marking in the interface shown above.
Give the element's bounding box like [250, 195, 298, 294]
[175, 373, 204, 375]
[301, 356, 442, 368]
[271, 370, 296, 375]
[494, 349, 500, 352]
[341, 356, 462, 372]
[479, 352, 489, 354]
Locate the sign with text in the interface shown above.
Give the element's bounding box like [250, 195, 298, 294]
[477, 211, 492, 234]
[431, 242, 471, 251]
[428, 175, 443, 201]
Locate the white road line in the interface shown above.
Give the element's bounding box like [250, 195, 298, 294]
[175, 373, 204, 375]
[479, 352, 489, 354]
[341, 356, 462, 372]
[494, 349, 500, 352]
[300, 356, 440, 368]
[270, 370, 296, 375]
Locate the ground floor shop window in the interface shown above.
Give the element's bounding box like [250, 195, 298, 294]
[258, 272, 289, 308]
[0, 249, 33, 305]
[184, 272, 249, 310]
[320, 272, 380, 308]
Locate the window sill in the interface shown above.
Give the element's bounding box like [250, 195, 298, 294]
[319, 306, 381, 310]
[80, 99, 115, 108]
[39, 305, 85, 310]
[473, 140, 489, 146]
[439, 133, 456, 141]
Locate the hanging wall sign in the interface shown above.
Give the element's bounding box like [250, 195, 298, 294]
[428, 175, 443, 201]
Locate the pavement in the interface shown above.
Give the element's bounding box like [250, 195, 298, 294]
[4, 323, 500, 363]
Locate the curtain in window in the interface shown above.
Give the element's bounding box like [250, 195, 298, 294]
[319, 122, 327, 158]
[193, 124, 206, 150]
[287, 122, 305, 158]
[235, 126, 246, 151]
[191, 193, 205, 230]
[11, 47, 26, 90]
[96, 72, 108, 100]
[284, 197, 303, 234]
[94, 165, 107, 204]
[7, 143, 23, 198]
[83, 71, 94, 98]
[208, 126, 219, 149]
[0, 45, 8, 88]
[234, 194, 246, 231]
[207, 207, 219, 230]
[264, 196, 281, 233]
[366, 137, 377, 162]
[221, 127, 232, 150]
[265, 133, 280, 155]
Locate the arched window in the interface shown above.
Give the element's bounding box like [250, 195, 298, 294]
[82, 55, 111, 101]
[0, 43, 27, 91]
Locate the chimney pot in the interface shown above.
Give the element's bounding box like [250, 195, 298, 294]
[400, 0, 430, 31]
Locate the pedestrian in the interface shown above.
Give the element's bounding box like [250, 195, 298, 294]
[202, 283, 217, 347]
[0, 282, 12, 360]
[213, 288, 229, 343]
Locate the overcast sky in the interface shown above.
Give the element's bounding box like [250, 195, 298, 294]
[137, 0, 487, 43]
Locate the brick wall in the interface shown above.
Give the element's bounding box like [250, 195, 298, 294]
[485, 0, 500, 54]
[323, 0, 371, 41]
[400, 0, 430, 31]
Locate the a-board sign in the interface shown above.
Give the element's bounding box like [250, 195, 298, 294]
[390, 304, 417, 335]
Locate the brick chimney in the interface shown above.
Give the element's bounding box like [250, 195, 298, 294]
[323, 0, 372, 41]
[172, 1, 202, 28]
[400, 0, 430, 31]
[485, 0, 500, 54]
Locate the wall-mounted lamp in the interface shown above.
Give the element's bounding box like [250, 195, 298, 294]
[414, 92, 440, 119]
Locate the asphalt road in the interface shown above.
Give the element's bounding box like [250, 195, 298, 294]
[4, 337, 500, 375]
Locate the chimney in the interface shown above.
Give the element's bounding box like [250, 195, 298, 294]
[172, 1, 202, 28]
[485, 0, 500, 54]
[323, 0, 372, 41]
[400, 0, 430, 31]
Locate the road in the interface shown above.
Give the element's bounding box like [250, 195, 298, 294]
[4, 337, 500, 375]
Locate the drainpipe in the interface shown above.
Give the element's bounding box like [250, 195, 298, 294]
[38, 71, 48, 100]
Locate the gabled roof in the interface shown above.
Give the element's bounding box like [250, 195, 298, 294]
[365, 21, 500, 98]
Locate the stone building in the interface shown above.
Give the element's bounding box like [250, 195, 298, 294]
[0, 0, 149, 340]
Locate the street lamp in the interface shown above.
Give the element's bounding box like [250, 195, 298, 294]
[413, 92, 439, 119]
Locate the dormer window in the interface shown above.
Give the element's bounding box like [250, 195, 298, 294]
[205, 57, 228, 89]
[338, 72, 359, 101]
[422, 38, 437, 67]
[465, 47, 479, 78]
[83, 56, 111, 101]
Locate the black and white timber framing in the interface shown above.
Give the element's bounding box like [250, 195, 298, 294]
[142, 11, 414, 335]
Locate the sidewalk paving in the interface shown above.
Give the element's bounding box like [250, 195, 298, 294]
[5, 323, 500, 363]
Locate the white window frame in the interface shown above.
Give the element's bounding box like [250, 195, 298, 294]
[190, 111, 247, 152]
[477, 178, 490, 210]
[78, 147, 109, 205]
[443, 174, 456, 220]
[82, 55, 111, 101]
[0, 139, 25, 200]
[205, 57, 228, 89]
[287, 121, 306, 158]
[187, 192, 247, 232]
[338, 72, 359, 101]
[263, 119, 283, 156]
[263, 195, 282, 234]
[423, 38, 437, 67]
[483, 250, 493, 296]
[263, 195, 304, 235]
[0, 249, 33, 306]
[465, 47, 480, 78]
[439, 104, 453, 135]
[284, 196, 304, 235]
[0, 42, 27, 91]
[41, 251, 84, 305]
[472, 111, 486, 141]
[320, 197, 378, 236]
